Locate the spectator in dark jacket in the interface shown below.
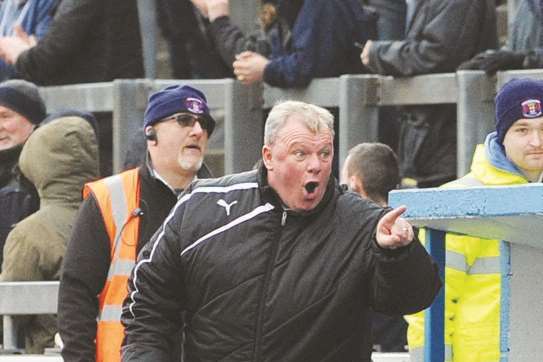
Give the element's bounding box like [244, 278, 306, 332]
[341, 142, 407, 352]
[0, 0, 57, 81]
[361, 0, 497, 187]
[157, 0, 232, 79]
[193, 0, 376, 88]
[0, 0, 143, 85]
[0, 79, 45, 271]
[120, 100, 441, 361]
[459, 0, 543, 74]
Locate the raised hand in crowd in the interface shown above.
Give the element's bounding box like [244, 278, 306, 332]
[191, 0, 229, 21]
[0, 25, 36, 65]
[233, 50, 269, 85]
[458, 49, 526, 75]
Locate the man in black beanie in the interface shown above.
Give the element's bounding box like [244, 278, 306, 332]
[0, 79, 46, 271]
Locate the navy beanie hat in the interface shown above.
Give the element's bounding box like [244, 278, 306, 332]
[0, 79, 46, 125]
[143, 85, 215, 135]
[495, 78, 543, 144]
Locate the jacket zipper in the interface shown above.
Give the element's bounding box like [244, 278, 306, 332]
[253, 209, 287, 361]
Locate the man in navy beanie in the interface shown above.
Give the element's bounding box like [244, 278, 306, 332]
[58, 84, 214, 362]
[405, 77, 543, 361]
[0, 79, 46, 271]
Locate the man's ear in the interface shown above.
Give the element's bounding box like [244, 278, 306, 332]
[262, 146, 273, 170]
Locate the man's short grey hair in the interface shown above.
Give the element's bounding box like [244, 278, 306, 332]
[264, 100, 334, 145]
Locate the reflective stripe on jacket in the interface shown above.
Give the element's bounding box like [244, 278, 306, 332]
[406, 145, 527, 362]
[83, 168, 140, 362]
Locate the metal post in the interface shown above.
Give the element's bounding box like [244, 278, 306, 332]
[338, 75, 380, 171]
[229, 0, 261, 34]
[112, 80, 153, 173]
[456, 71, 496, 176]
[3, 315, 17, 352]
[137, 0, 157, 79]
[507, 0, 518, 46]
[224, 81, 263, 174]
[425, 229, 446, 362]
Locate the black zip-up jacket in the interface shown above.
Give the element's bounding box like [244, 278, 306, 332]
[121, 166, 441, 361]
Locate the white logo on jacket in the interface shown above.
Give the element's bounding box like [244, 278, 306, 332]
[217, 199, 238, 216]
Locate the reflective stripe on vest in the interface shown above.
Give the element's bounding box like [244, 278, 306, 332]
[410, 343, 453, 361]
[446, 250, 500, 275]
[84, 168, 140, 362]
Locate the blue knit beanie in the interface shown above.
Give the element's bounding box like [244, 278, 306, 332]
[495, 78, 543, 144]
[143, 85, 215, 135]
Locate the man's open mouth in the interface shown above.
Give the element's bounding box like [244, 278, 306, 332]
[304, 181, 319, 194]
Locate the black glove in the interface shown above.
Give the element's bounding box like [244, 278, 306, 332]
[457, 50, 526, 75]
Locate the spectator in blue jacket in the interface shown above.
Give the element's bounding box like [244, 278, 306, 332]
[193, 0, 376, 88]
[0, 0, 56, 81]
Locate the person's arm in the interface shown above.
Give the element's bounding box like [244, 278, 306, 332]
[14, 0, 101, 84]
[371, 214, 442, 315]
[121, 202, 187, 361]
[365, 0, 487, 76]
[208, 16, 255, 69]
[263, 0, 365, 87]
[58, 195, 111, 362]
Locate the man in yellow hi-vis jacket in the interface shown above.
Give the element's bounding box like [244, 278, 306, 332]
[406, 77, 543, 362]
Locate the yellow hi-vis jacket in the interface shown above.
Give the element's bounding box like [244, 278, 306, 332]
[83, 168, 141, 362]
[406, 145, 528, 362]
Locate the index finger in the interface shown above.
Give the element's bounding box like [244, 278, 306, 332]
[381, 205, 407, 226]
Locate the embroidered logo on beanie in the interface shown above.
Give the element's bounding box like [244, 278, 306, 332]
[521, 99, 542, 118]
[185, 97, 205, 114]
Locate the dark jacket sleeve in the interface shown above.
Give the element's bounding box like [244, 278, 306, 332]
[263, 0, 368, 87]
[121, 203, 187, 361]
[367, 0, 490, 76]
[370, 235, 441, 315]
[58, 195, 111, 362]
[524, 49, 543, 68]
[207, 16, 256, 69]
[15, 0, 101, 84]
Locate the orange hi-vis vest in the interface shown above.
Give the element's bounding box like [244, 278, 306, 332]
[83, 168, 141, 362]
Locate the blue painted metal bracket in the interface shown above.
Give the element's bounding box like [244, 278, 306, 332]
[389, 184, 543, 247]
[389, 183, 543, 362]
[425, 229, 445, 362]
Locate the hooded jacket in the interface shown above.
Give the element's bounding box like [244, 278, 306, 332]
[0, 115, 99, 353]
[121, 166, 441, 361]
[406, 132, 527, 362]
